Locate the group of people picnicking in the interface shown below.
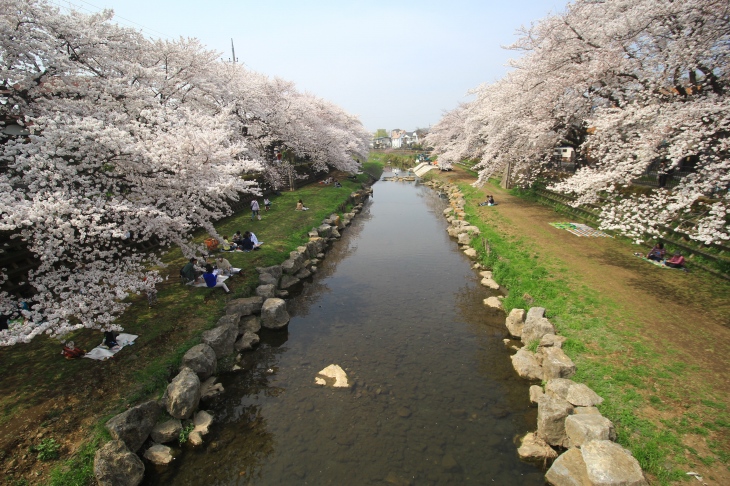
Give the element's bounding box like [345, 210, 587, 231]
[180, 227, 265, 293]
[641, 242, 687, 270]
[180, 255, 238, 293]
[320, 177, 342, 187]
[184, 194, 316, 294]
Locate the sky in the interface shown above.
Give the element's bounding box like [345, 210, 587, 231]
[51, 0, 567, 133]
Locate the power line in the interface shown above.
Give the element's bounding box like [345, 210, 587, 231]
[47, 0, 174, 40]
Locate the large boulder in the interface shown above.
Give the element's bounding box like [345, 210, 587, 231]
[239, 315, 261, 334]
[255, 284, 276, 299]
[317, 224, 332, 238]
[537, 393, 574, 448]
[545, 447, 590, 486]
[105, 400, 161, 452]
[258, 272, 279, 287]
[281, 251, 306, 275]
[225, 296, 264, 317]
[143, 444, 174, 466]
[180, 344, 217, 381]
[541, 347, 577, 380]
[165, 368, 201, 419]
[307, 237, 327, 256]
[483, 296, 503, 309]
[511, 349, 543, 381]
[464, 248, 477, 258]
[525, 306, 546, 323]
[480, 277, 500, 289]
[279, 274, 301, 290]
[517, 432, 558, 463]
[256, 265, 282, 279]
[565, 414, 616, 447]
[200, 376, 225, 403]
[94, 440, 145, 486]
[150, 419, 182, 444]
[545, 378, 576, 400]
[582, 440, 648, 486]
[566, 383, 604, 407]
[540, 333, 567, 348]
[295, 267, 312, 279]
[216, 314, 240, 328]
[234, 331, 260, 352]
[457, 232, 472, 245]
[193, 410, 214, 436]
[201, 322, 238, 358]
[261, 298, 290, 330]
[505, 309, 526, 338]
[301, 240, 316, 259]
[522, 317, 556, 345]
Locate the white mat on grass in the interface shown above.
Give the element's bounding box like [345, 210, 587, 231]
[84, 333, 138, 361]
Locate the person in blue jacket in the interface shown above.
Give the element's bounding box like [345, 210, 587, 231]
[203, 264, 231, 294]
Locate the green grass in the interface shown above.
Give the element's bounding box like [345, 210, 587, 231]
[446, 179, 728, 485]
[0, 168, 379, 486]
[47, 428, 108, 486]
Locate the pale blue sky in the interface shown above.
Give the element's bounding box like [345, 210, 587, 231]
[53, 0, 566, 132]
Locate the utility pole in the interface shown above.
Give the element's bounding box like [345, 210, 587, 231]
[231, 38, 237, 64]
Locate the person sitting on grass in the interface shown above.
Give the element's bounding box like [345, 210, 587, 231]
[215, 256, 233, 276]
[239, 233, 254, 252]
[220, 235, 237, 251]
[181, 257, 200, 283]
[203, 264, 231, 293]
[646, 242, 666, 262]
[296, 199, 309, 211]
[103, 331, 119, 349]
[249, 231, 263, 249]
[664, 252, 686, 269]
[232, 231, 244, 245]
[62, 341, 86, 359]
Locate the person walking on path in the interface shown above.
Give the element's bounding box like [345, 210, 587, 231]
[251, 199, 260, 220]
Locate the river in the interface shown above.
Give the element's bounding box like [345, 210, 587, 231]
[145, 179, 543, 485]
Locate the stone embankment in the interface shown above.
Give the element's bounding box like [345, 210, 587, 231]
[425, 179, 648, 486]
[94, 189, 372, 486]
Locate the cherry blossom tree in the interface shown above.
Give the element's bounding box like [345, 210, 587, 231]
[427, 0, 729, 244]
[0, 0, 369, 345]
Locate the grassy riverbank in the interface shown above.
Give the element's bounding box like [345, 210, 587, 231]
[0, 167, 381, 486]
[432, 170, 730, 485]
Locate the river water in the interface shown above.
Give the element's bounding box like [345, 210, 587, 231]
[145, 180, 543, 485]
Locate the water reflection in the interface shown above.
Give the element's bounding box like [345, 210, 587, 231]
[147, 181, 543, 485]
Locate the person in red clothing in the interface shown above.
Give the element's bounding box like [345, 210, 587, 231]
[664, 252, 685, 269]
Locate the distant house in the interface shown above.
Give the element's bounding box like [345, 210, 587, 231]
[373, 137, 392, 149]
[402, 131, 419, 147]
[553, 147, 576, 164]
[390, 129, 406, 148]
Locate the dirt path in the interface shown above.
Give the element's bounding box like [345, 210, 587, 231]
[439, 168, 730, 484]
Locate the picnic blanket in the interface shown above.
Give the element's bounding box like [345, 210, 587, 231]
[633, 253, 687, 271]
[550, 222, 613, 238]
[84, 333, 138, 361]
